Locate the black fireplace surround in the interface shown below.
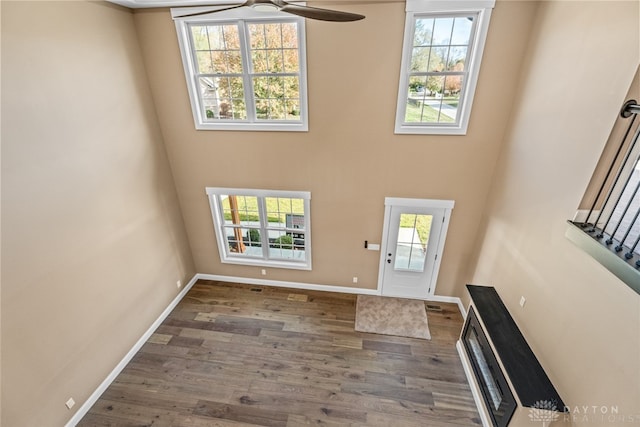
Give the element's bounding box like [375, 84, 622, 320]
[462, 285, 566, 427]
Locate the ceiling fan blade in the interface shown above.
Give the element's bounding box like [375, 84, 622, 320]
[173, 3, 247, 18]
[279, 3, 364, 21]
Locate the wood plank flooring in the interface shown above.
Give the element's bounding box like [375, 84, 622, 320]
[78, 280, 481, 426]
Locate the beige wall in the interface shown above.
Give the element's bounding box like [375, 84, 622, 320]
[579, 67, 640, 211]
[1, 1, 4, 422]
[134, 0, 538, 296]
[1, 2, 195, 426]
[470, 1, 640, 424]
[7, 0, 636, 425]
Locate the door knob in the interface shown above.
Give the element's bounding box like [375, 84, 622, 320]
[387, 259, 391, 263]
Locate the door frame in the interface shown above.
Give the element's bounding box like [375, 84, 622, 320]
[377, 197, 455, 298]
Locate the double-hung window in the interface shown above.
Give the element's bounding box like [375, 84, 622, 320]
[173, 7, 308, 131]
[206, 188, 312, 270]
[395, 0, 494, 135]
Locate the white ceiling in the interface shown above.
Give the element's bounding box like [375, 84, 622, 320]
[107, 0, 404, 8]
[108, 0, 242, 8]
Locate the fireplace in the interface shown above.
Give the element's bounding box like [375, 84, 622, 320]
[462, 307, 516, 427]
[457, 285, 566, 427]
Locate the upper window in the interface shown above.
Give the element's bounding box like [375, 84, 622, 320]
[173, 8, 308, 131]
[395, 1, 494, 135]
[206, 188, 311, 270]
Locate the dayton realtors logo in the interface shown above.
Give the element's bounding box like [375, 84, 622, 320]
[563, 405, 640, 424]
[529, 402, 640, 424]
[528, 400, 560, 425]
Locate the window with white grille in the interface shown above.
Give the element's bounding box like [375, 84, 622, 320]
[395, 1, 494, 135]
[206, 188, 311, 270]
[174, 8, 308, 131]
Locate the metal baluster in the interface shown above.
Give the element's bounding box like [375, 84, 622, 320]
[593, 126, 640, 237]
[585, 113, 637, 230]
[625, 225, 640, 261]
[615, 191, 640, 252]
[597, 153, 640, 240]
[606, 158, 640, 246]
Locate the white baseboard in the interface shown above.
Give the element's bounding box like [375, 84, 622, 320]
[197, 273, 466, 316]
[64, 274, 199, 427]
[456, 340, 491, 427]
[66, 272, 465, 426]
[195, 273, 382, 296]
[427, 294, 466, 318]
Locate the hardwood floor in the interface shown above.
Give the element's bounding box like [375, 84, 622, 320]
[78, 280, 481, 426]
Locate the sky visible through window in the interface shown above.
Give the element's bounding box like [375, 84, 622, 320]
[405, 14, 474, 124]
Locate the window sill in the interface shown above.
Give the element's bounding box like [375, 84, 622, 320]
[195, 121, 308, 132]
[221, 257, 312, 271]
[394, 123, 468, 135]
[565, 221, 640, 295]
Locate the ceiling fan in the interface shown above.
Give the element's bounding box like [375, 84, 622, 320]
[173, 0, 366, 22]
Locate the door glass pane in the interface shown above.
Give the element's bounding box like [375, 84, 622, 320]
[394, 213, 433, 271]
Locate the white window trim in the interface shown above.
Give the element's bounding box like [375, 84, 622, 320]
[173, 7, 309, 132]
[206, 187, 312, 270]
[394, 0, 494, 135]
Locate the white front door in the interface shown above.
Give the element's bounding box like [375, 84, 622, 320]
[379, 198, 454, 299]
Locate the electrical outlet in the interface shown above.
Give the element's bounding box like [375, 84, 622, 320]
[519, 296, 526, 307]
[65, 398, 75, 409]
[352, 276, 358, 284]
[261, 269, 267, 276]
[176, 280, 182, 289]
